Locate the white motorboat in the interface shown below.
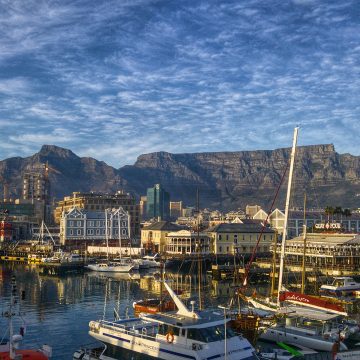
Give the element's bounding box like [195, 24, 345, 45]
[258, 306, 354, 352]
[86, 261, 134, 273]
[320, 277, 360, 297]
[142, 254, 161, 268]
[89, 282, 259, 360]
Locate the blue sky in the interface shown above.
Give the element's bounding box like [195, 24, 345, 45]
[0, 0, 359, 167]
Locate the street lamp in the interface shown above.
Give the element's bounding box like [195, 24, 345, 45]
[218, 305, 229, 360]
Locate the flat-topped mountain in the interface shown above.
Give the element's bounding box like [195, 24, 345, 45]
[1, 144, 360, 210]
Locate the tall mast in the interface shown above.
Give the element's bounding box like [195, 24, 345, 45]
[105, 210, 109, 262]
[196, 188, 202, 310]
[118, 211, 122, 260]
[277, 127, 299, 306]
[301, 193, 307, 294]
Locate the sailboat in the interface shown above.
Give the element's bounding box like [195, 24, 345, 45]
[241, 128, 359, 351]
[0, 276, 52, 360]
[86, 209, 134, 273]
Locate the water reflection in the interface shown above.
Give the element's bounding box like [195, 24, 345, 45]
[2, 262, 360, 359]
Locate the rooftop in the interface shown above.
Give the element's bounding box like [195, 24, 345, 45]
[207, 222, 274, 233]
[143, 221, 185, 231]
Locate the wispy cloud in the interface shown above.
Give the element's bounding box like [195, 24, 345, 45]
[0, 0, 359, 166]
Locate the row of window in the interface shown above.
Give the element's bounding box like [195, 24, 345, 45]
[68, 229, 128, 236]
[67, 220, 128, 227]
[217, 234, 272, 241]
[217, 245, 269, 253]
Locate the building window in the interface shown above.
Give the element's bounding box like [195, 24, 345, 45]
[226, 234, 229, 241]
[96, 229, 100, 235]
[77, 221, 81, 226]
[226, 246, 229, 253]
[77, 229, 81, 235]
[234, 234, 238, 244]
[219, 246, 222, 253]
[70, 221, 74, 226]
[218, 234, 222, 241]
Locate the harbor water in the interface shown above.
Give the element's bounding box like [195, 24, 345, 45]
[2, 262, 360, 359]
[0, 262, 232, 359]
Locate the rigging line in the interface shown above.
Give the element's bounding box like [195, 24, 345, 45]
[242, 161, 290, 289]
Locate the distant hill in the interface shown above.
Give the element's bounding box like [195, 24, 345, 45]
[1, 144, 360, 210]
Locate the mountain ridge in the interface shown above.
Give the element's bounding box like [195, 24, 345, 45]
[1, 143, 360, 210]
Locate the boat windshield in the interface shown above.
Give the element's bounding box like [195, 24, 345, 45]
[332, 279, 345, 287]
[187, 324, 236, 343]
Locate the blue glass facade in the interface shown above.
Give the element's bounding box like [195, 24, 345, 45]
[146, 184, 170, 220]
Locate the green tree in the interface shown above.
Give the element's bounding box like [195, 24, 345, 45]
[343, 208, 352, 218]
[334, 206, 343, 221]
[325, 206, 334, 222]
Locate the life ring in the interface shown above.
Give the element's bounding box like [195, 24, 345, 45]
[166, 332, 174, 344]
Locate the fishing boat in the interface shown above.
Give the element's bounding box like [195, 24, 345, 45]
[320, 277, 360, 297]
[0, 276, 52, 360]
[88, 282, 259, 360]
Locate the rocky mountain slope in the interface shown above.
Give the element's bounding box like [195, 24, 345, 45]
[1, 144, 360, 210]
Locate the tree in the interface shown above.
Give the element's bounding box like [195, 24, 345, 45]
[334, 207, 343, 221]
[325, 206, 335, 222]
[343, 208, 352, 218]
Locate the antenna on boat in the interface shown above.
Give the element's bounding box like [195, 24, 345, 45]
[277, 127, 299, 307]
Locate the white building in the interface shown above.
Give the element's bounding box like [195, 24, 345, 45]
[165, 230, 210, 255]
[60, 207, 131, 246]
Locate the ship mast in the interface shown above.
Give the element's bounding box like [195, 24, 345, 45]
[277, 127, 299, 306]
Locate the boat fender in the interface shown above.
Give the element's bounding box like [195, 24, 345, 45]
[166, 332, 174, 344]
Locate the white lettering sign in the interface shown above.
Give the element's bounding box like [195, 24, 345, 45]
[315, 223, 341, 230]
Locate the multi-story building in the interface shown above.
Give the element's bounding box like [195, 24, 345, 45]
[207, 221, 275, 256]
[253, 208, 360, 237]
[54, 191, 140, 237]
[141, 221, 185, 253]
[170, 201, 182, 220]
[146, 184, 170, 220]
[139, 196, 147, 220]
[165, 230, 210, 255]
[22, 164, 51, 222]
[60, 207, 130, 246]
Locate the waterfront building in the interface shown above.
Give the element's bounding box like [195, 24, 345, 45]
[169, 201, 182, 220]
[146, 184, 170, 220]
[60, 206, 130, 246]
[207, 221, 275, 256]
[225, 209, 246, 221]
[54, 191, 140, 237]
[141, 221, 185, 253]
[181, 206, 195, 217]
[165, 229, 210, 255]
[253, 208, 360, 237]
[275, 232, 360, 273]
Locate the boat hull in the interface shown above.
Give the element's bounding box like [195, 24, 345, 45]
[86, 264, 133, 273]
[259, 326, 348, 352]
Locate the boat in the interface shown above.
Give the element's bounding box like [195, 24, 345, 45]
[258, 306, 352, 352]
[88, 281, 259, 360]
[142, 254, 161, 268]
[132, 298, 177, 316]
[0, 276, 52, 360]
[42, 250, 83, 264]
[320, 277, 360, 297]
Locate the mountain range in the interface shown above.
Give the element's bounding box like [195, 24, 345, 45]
[1, 144, 360, 211]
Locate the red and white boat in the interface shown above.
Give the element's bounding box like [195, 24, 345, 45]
[279, 291, 348, 316]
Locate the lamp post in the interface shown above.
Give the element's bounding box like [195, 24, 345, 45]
[218, 305, 229, 360]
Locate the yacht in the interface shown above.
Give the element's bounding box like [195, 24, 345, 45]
[320, 277, 360, 297]
[142, 254, 161, 268]
[258, 306, 355, 352]
[86, 260, 134, 273]
[88, 282, 259, 360]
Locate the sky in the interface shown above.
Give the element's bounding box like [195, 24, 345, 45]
[0, 0, 359, 168]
